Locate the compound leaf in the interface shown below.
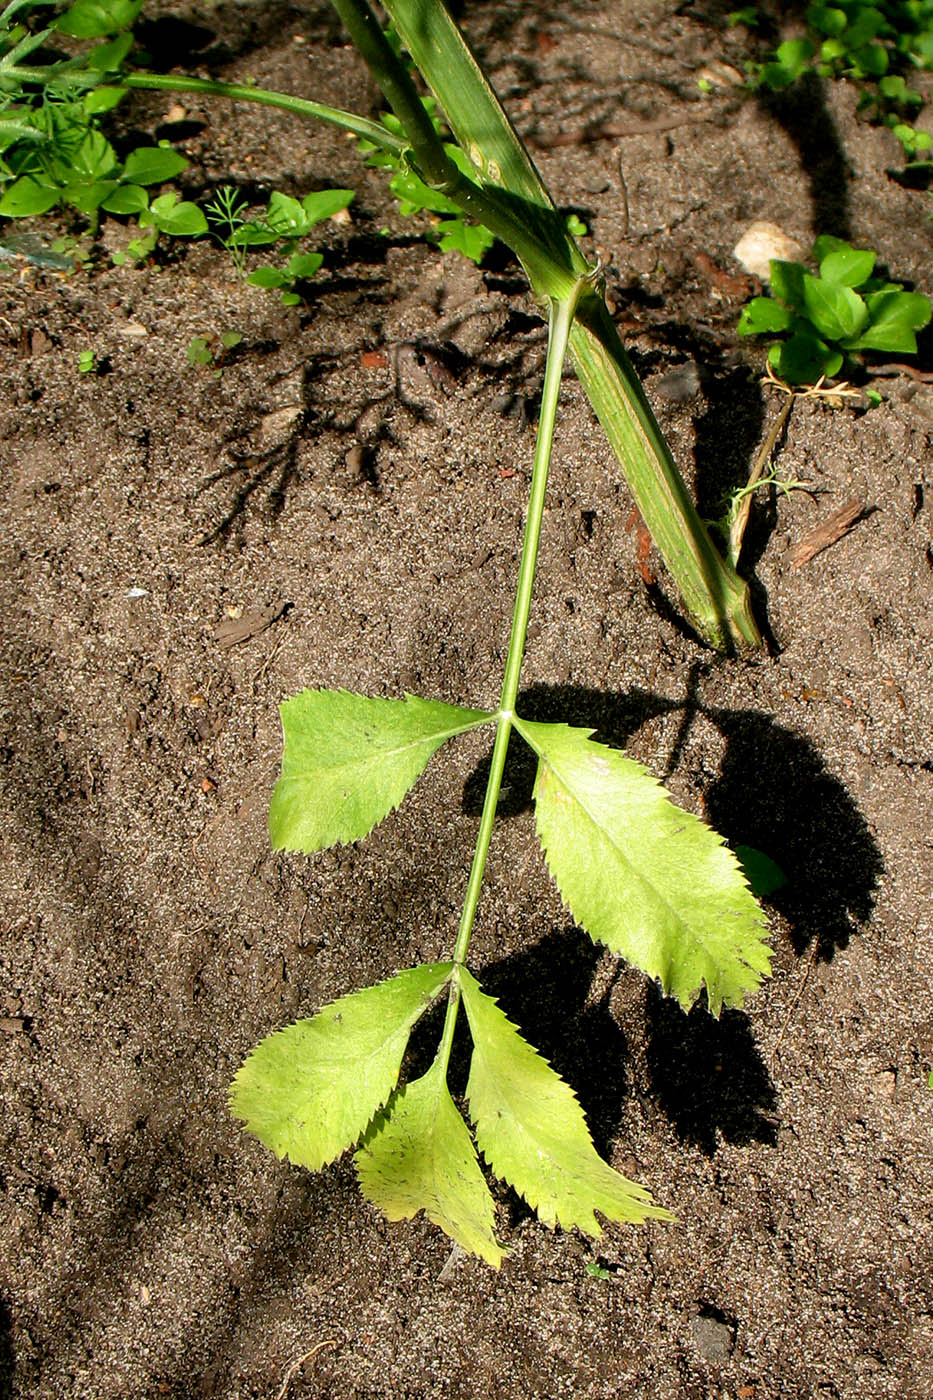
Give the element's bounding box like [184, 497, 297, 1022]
[514, 719, 771, 1016]
[270, 689, 492, 853]
[230, 962, 454, 1170]
[356, 1054, 506, 1266]
[460, 968, 668, 1233]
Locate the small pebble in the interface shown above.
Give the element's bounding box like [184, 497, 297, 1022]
[692, 1312, 735, 1363]
[732, 221, 805, 280]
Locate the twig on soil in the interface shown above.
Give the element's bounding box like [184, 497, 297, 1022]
[789, 497, 868, 568]
[728, 391, 796, 568]
[531, 110, 718, 147]
[774, 941, 820, 1051]
[273, 1339, 339, 1400]
[866, 362, 933, 383]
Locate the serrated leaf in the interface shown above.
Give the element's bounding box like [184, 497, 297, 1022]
[459, 968, 668, 1233]
[514, 719, 771, 1015]
[231, 962, 453, 1169]
[269, 689, 493, 853]
[802, 273, 869, 341]
[356, 1054, 506, 1266]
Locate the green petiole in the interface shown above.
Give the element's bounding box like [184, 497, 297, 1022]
[437, 283, 586, 1074]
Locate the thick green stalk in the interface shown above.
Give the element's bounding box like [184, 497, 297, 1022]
[436, 289, 582, 1072]
[570, 296, 762, 650]
[373, 0, 761, 650]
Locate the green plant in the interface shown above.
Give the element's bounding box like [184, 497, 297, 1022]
[5, 0, 784, 1260]
[738, 235, 932, 385]
[745, 0, 933, 161]
[3, 0, 762, 651]
[205, 185, 354, 302]
[76, 346, 95, 371]
[186, 329, 242, 376]
[231, 285, 772, 1264]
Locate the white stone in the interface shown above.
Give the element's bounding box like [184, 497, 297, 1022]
[732, 221, 805, 280]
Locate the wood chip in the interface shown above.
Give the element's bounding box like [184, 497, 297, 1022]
[214, 601, 288, 649]
[790, 499, 867, 568]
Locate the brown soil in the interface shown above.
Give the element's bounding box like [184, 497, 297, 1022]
[1, 3, 932, 1397]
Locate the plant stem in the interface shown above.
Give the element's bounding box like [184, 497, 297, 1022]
[112, 72, 410, 157]
[436, 286, 584, 1073]
[727, 390, 796, 569]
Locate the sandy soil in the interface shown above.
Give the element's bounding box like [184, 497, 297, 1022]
[1, 2, 931, 1397]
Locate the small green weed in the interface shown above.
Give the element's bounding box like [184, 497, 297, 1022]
[738, 236, 932, 385]
[742, 0, 933, 162]
[205, 185, 354, 301]
[186, 329, 242, 376]
[76, 347, 95, 371]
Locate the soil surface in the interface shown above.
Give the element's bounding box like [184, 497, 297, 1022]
[1, 3, 932, 1398]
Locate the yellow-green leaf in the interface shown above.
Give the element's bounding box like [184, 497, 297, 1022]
[356, 1055, 506, 1266]
[514, 719, 771, 1015]
[230, 962, 453, 1169]
[460, 968, 669, 1233]
[270, 689, 492, 852]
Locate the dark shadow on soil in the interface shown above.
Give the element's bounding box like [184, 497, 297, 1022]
[465, 679, 883, 959]
[761, 73, 852, 239]
[644, 987, 778, 1154]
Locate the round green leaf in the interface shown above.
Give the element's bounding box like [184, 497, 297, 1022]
[818, 245, 876, 288]
[737, 297, 795, 335]
[247, 265, 288, 289]
[123, 146, 189, 186]
[0, 177, 59, 217]
[55, 0, 143, 38]
[101, 183, 149, 215]
[285, 252, 324, 279]
[802, 273, 869, 341]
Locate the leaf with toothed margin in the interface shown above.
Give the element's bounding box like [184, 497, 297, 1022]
[513, 718, 771, 1016]
[269, 689, 493, 852]
[356, 1054, 506, 1267]
[459, 967, 670, 1234]
[230, 962, 454, 1169]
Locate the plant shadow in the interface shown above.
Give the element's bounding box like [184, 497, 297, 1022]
[461, 678, 883, 1150]
[644, 987, 778, 1155]
[760, 72, 852, 240]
